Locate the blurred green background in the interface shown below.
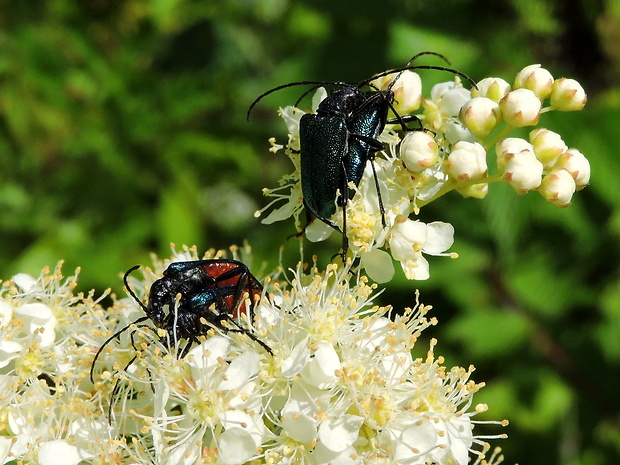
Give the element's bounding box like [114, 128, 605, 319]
[1, 0, 618, 463]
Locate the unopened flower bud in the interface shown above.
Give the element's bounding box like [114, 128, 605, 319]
[529, 128, 567, 167]
[500, 88, 541, 127]
[457, 183, 489, 199]
[373, 70, 422, 114]
[501, 148, 544, 194]
[550, 78, 587, 111]
[446, 141, 488, 181]
[471, 77, 511, 102]
[539, 170, 576, 207]
[514, 64, 554, 99]
[459, 97, 502, 138]
[400, 131, 439, 172]
[555, 148, 590, 189]
[495, 137, 533, 172]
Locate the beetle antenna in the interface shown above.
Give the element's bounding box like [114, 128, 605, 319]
[247, 80, 353, 121]
[124, 265, 148, 312]
[404, 51, 451, 67]
[294, 84, 324, 107]
[381, 51, 452, 95]
[369, 64, 478, 90]
[90, 265, 149, 383]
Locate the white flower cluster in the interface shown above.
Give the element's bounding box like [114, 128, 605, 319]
[257, 64, 589, 282]
[0, 263, 120, 464]
[0, 249, 507, 465]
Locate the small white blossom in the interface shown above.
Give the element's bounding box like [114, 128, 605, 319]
[514, 64, 554, 99]
[550, 78, 587, 111]
[496, 137, 535, 172]
[501, 147, 544, 194]
[459, 96, 502, 138]
[555, 148, 591, 189]
[539, 170, 576, 207]
[530, 128, 568, 167]
[373, 70, 422, 115]
[500, 88, 542, 127]
[471, 77, 512, 102]
[423, 79, 474, 143]
[389, 217, 455, 280]
[446, 141, 488, 182]
[400, 130, 439, 172]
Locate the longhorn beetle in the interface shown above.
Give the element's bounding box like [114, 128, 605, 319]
[90, 260, 272, 420]
[248, 52, 476, 256]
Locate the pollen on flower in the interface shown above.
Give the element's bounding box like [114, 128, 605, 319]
[2, 245, 509, 463]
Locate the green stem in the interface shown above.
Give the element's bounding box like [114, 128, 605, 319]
[415, 173, 504, 209]
[483, 123, 515, 152]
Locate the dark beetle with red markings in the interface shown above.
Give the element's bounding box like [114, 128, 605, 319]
[143, 259, 267, 348]
[90, 259, 271, 384]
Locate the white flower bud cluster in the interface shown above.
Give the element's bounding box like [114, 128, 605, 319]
[259, 63, 589, 280]
[394, 64, 589, 206]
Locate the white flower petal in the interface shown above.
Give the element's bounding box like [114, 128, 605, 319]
[441, 416, 474, 465]
[281, 336, 311, 377]
[444, 118, 475, 144]
[318, 414, 364, 452]
[302, 342, 340, 388]
[152, 378, 170, 417]
[219, 350, 260, 390]
[440, 87, 472, 116]
[401, 255, 430, 280]
[279, 106, 304, 136]
[12, 273, 36, 292]
[219, 410, 265, 448]
[389, 218, 427, 262]
[69, 418, 113, 450]
[306, 220, 334, 242]
[165, 431, 201, 465]
[356, 317, 390, 353]
[186, 336, 230, 372]
[312, 442, 362, 465]
[282, 412, 317, 443]
[313, 342, 340, 377]
[38, 440, 93, 465]
[0, 340, 22, 368]
[0, 301, 13, 328]
[360, 248, 394, 283]
[312, 87, 328, 112]
[228, 381, 262, 410]
[392, 418, 438, 462]
[378, 351, 413, 381]
[218, 427, 258, 465]
[0, 436, 14, 464]
[15, 303, 57, 347]
[261, 198, 299, 224]
[424, 222, 455, 254]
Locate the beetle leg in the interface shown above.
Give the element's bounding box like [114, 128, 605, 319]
[345, 132, 388, 230]
[368, 157, 387, 229]
[222, 317, 274, 355]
